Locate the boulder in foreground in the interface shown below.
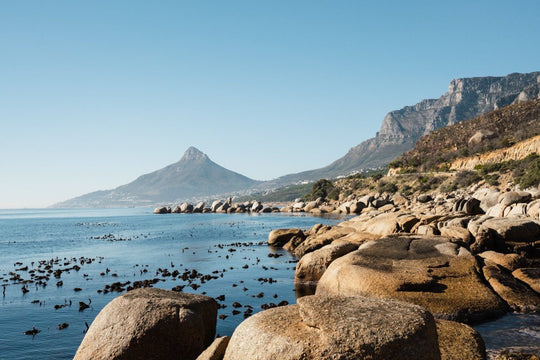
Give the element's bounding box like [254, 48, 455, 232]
[74, 288, 217, 360]
[224, 295, 442, 360]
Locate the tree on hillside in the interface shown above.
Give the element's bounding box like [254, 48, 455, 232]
[306, 179, 339, 201]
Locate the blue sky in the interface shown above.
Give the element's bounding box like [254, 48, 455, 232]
[1, 1, 539, 208]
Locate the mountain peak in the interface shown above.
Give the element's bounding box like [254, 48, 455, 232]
[181, 146, 208, 162]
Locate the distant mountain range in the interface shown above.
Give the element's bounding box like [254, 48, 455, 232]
[54, 71, 540, 208]
[265, 71, 540, 186]
[53, 147, 261, 208]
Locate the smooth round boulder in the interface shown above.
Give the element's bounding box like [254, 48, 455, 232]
[498, 191, 531, 207]
[436, 319, 486, 360]
[295, 242, 358, 284]
[316, 235, 507, 323]
[223, 295, 441, 360]
[153, 206, 169, 214]
[74, 288, 218, 360]
[267, 228, 305, 247]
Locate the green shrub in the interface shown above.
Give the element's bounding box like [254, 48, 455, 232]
[377, 181, 398, 194]
[400, 184, 413, 196]
[306, 179, 339, 201]
[515, 153, 540, 189]
[453, 171, 482, 188]
[414, 175, 445, 192]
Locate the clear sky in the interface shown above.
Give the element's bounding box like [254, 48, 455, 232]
[1, 1, 539, 208]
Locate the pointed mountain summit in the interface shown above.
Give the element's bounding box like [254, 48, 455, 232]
[180, 146, 208, 161]
[53, 147, 261, 208]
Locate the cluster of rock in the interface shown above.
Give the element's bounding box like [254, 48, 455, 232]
[76, 185, 539, 359]
[74, 288, 486, 360]
[153, 198, 280, 214]
[266, 185, 540, 358]
[153, 193, 395, 216]
[278, 194, 392, 215]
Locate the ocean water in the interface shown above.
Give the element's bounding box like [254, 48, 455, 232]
[0, 208, 346, 359]
[0, 208, 538, 359]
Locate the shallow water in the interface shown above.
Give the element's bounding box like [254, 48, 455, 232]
[0, 208, 345, 359]
[474, 312, 540, 356]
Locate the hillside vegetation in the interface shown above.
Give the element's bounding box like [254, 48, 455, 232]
[311, 100, 540, 202]
[234, 99, 540, 205]
[388, 98, 540, 172]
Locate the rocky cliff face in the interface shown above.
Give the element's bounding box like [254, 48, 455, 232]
[355, 72, 540, 169]
[380, 72, 540, 140]
[271, 72, 540, 185]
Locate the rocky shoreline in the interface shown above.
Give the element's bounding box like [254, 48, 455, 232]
[78, 185, 539, 359]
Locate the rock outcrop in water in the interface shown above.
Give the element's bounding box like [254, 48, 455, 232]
[271, 185, 540, 323]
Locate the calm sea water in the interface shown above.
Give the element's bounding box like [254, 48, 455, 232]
[0, 208, 538, 359]
[0, 208, 347, 359]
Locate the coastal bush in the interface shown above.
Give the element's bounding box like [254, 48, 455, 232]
[377, 181, 398, 194]
[235, 183, 312, 203]
[453, 171, 482, 188]
[400, 184, 413, 196]
[306, 179, 339, 201]
[414, 175, 445, 192]
[473, 154, 540, 189]
[513, 153, 540, 189]
[439, 181, 457, 193]
[371, 172, 384, 182]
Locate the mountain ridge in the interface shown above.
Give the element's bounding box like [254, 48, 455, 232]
[265, 71, 540, 186]
[54, 71, 540, 207]
[52, 147, 261, 208]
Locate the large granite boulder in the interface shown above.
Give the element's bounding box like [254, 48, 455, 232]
[498, 191, 532, 207]
[223, 295, 442, 360]
[472, 188, 500, 213]
[453, 197, 484, 215]
[482, 262, 540, 312]
[478, 251, 526, 272]
[291, 226, 377, 258]
[193, 201, 205, 213]
[342, 212, 401, 236]
[295, 242, 358, 284]
[512, 268, 540, 294]
[211, 200, 223, 212]
[468, 216, 540, 254]
[74, 288, 218, 360]
[316, 235, 507, 323]
[153, 206, 169, 214]
[526, 199, 540, 220]
[180, 202, 194, 213]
